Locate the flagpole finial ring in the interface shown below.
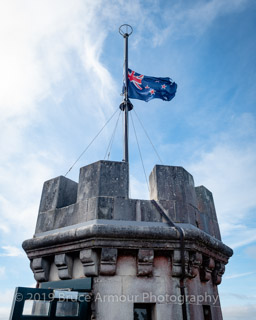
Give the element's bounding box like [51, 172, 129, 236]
[119, 24, 133, 37]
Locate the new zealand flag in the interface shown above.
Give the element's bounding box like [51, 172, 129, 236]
[126, 69, 177, 102]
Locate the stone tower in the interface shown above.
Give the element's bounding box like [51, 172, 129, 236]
[22, 160, 232, 319]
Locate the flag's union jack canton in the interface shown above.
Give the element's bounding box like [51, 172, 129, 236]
[126, 68, 177, 102]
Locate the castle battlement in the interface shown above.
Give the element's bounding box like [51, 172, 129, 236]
[35, 160, 221, 240]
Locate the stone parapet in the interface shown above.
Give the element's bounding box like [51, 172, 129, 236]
[35, 161, 223, 240]
[39, 176, 78, 212]
[77, 160, 129, 201]
[195, 186, 221, 240]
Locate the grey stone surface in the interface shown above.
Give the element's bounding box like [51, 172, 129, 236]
[188, 251, 203, 278]
[80, 249, 99, 276]
[35, 162, 223, 241]
[23, 220, 233, 259]
[149, 165, 199, 229]
[77, 160, 129, 201]
[212, 261, 225, 285]
[54, 253, 73, 280]
[116, 255, 136, 276]
[149, 165, 197, 206]
[195, 186, 221, 240]
[39, 176, 77, 212]
[72, 257, 84, 279]
[200, 256, 215, 282]
[113, 198, 136, 221]
[137, 249, 154, 277]
[48, 262, 59, 281]
[153, 255, 172, 278]
[172, 249, 189, 277]
[100, 248, 118, 276]
[195, 186, 218, 220]
[30, 257, 50, 282]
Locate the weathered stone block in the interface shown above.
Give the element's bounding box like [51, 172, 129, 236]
[122, 276, 167, 300]
[116, 255, 136, 276]
[77, 160, 128, 201]
[149, 166, 198, 225]
[149, 165, 197, 204]
[54, 253, 73, 279]
[80, 249, 99, 276]
[200, 256, 215, 282]
[195, 186, 217, 221]
[97, 197, 114, 219]
[140, 201, 162, 222]
[195, 186, 221, 240]
[153, 255, 172, 277]
[39, 176, 78, 212]
[113, 198, 136, 221]
[212, 261, 225, 285]
[100, 248, 118, 276]
[155, 303, 183, 320]
[30, 257, 50, 282]
[157, 200, 176, 222]
[188, 252, 203, 278]
[172, 249, 189, 277]
[35, 210, 55, 234]
[137, 249, 154, 276]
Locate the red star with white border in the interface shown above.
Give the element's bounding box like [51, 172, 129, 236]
[161, 84, 167, 89]
[150, 89, 155, 95]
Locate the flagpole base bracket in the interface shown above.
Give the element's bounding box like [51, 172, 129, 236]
[119, 100, 133, 111]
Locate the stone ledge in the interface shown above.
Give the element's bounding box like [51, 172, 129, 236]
[23, 220, 233, 258]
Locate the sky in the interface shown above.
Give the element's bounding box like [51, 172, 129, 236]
[0, 0, 256, 318]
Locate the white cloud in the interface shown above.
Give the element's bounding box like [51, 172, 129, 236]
[150, 0, 250, 46]
[188, 113, 256, 248]
[229, 231, 256, 249]
[0, 224, 9, 234]
[0, 0, 123, 244]
[0, 246, 23, 257]
[225, 271, 255, 280]
[0, 307, 11, 320]
[0, 289, 15, 320]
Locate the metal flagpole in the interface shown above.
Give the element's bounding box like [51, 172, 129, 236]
[119, 24, 133, 163]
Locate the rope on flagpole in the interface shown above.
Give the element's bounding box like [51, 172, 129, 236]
[133, 108, 163, 165]
[104, 109, 122, 160]
[64, 107, 120, 177]
[130, 111, 149, 192]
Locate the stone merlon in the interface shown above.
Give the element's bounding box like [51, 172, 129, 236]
[34, 160, 222, 241]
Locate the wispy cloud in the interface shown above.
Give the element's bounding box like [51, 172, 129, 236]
[187, 112, 256, 248]
[225, 271, 255, 280]
[0, 0, 121, 243]
[0, 246, 23, 257]
[151, 0, 250, 46]
[0, 289, 15, 320]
